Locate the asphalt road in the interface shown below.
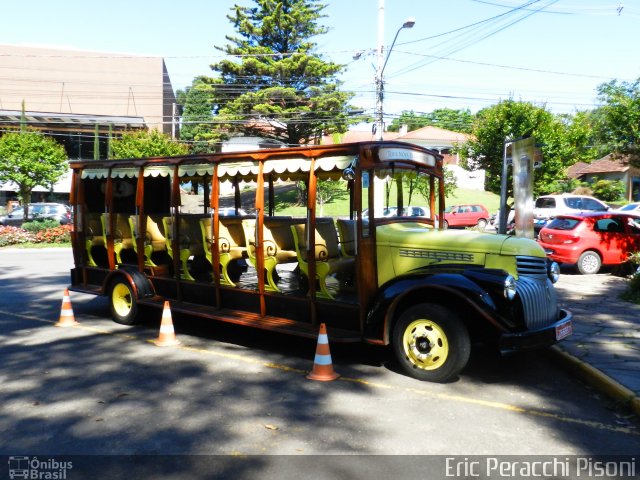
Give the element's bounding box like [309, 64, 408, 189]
[0, 248, 638, 478]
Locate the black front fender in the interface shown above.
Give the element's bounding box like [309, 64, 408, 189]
[364, 271, 510, 345]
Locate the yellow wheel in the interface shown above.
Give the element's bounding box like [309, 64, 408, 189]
[401, 319, 450, 370]
[110, 279, 138, 325]
[392, 303, 470, 382]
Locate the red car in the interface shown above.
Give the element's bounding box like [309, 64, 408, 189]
[537, 212, 640, 274]
[440, 204, 490, 229]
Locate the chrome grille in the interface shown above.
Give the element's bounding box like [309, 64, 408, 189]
[516, 255, 557, 329]
[516, 255, 548, 279]
[516, 274, 558, 330]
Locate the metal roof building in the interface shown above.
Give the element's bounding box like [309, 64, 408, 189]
[0, 44, 178, 203]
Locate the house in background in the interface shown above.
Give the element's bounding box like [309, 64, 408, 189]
[567, 154, 640, 202]
[322, 125, 485, 190]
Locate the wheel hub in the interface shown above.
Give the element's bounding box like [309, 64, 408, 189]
[413, 336, 432, 357]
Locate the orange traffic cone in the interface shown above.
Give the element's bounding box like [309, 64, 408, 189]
[307, 323, 340, 381]
[154, 301, 180, 346]
[55, 288, 78, 327]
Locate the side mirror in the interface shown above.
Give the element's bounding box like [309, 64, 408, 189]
[342, 159, 357, 181]
[342, 166, 356, 181]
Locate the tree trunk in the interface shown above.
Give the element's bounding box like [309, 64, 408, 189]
[20, 187, 32, 221]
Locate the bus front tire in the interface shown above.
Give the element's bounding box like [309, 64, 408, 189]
[109, 279, 139, 325]
[392, 303, 470, 383]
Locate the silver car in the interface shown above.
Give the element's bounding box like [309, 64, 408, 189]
[0, 203, 71, 226]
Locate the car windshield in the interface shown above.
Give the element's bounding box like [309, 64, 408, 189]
[546, 218, 580, 230]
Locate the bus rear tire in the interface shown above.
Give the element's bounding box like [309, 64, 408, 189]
[392, 303, 470, 383]
[109, 279, 139, 325]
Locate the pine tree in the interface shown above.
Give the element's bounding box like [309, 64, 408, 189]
[209, 0, 356, 145]
[178, 77, 220, 153]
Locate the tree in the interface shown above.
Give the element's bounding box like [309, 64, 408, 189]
[387, 108, 473, 133]
[110, 129, 189, 159]
[208, 0, 357, 145]
[177, 77, 221, 153]
[590, 178, 626, 203]
[315, 178, 348, 216]
[412, 168, 458, 203]
[460, 99, 580, 197]
[593, 78, 640, 167]
[560, 110, 601, 160]
[0, 129, 68, 220]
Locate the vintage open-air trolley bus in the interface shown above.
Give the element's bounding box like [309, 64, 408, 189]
[67, 141, 572, 382]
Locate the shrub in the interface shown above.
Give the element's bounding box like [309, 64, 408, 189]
[620, 252, 640, 304]
[33, 224, 72, 244]
[590, 179, 626, 203]
[21, 219, 60, 233]
[0, 224, 72, 246]
[0, 226, 36, 246]
[571, 185, 593, 196]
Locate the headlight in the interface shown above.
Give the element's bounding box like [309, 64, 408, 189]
[548, 261, 560, 284]
[504, 275, 517, 300]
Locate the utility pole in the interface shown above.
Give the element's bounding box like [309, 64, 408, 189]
[374, 0, 415, 141]
[375, 0, 385, 140]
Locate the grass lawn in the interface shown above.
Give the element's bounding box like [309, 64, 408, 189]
[224, 184, 501, 217]
[447, 189, 501, 214]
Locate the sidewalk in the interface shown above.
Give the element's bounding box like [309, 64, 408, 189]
[551, 271, 640, 416]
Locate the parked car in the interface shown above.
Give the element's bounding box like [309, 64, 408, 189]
[218, 207, 248, 216]
[0, 203, 71, 226]
[362, 206, 429, 218]
[440, 204, 490, 229]
[614, 202, 640, 213]
[537, 212, 640, 274]
[533, 194, 609, 220]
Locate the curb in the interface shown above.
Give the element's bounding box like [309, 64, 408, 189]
[549, 346, 640, 417]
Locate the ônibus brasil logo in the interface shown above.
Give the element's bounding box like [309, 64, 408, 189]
[8, 456, 73, 479]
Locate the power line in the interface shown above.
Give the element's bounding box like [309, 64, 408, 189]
[391, 0, 560, 78]
[393, 50, 621, 81]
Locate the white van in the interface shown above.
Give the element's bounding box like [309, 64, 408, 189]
[533, 194, 609, 219]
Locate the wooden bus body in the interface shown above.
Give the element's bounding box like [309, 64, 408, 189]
[68, 141, 572, 382]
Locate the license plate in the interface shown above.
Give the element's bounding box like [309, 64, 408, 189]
[555, 320, 573, 341]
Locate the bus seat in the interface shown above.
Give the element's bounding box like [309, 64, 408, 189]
[100, 213, 134, 264]
[162, 216, 195, 281]
[84, 212, 105, 267]
[200, 217, 245, 286]
[129, 216, 156, 267]
[241, 219, 294, 292]
[146, 216, 167, 252]
[336, 219, 356, 257]
[291, 220, 355, 299]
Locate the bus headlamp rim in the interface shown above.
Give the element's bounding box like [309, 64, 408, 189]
[504, 275, 517, 300]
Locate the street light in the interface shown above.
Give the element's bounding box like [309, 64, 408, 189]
[375, 17, 415, 140]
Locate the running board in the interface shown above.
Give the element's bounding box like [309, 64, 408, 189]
[138, 299, 362, 342]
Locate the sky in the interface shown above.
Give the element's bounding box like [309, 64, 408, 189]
[2, 0, 640, 128]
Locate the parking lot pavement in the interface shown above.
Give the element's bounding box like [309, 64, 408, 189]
[552, 270, 640, 415]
